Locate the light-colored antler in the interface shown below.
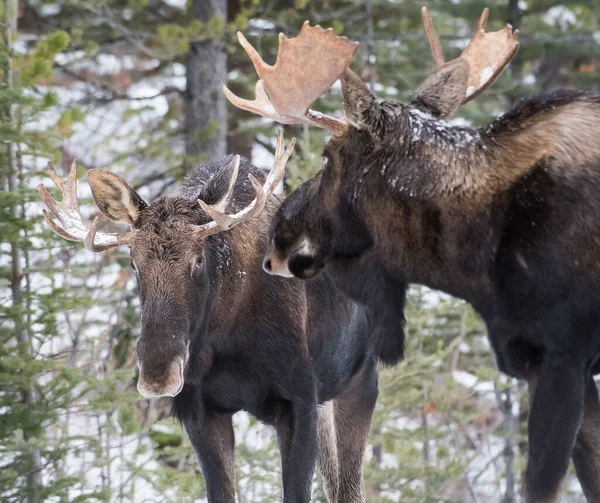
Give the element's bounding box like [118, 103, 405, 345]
[421, 6, 519, 102]
[223, 22, 359, 136]
[37, 161, 134, 252]
[196, 129, 295, 234]
[422, 7, 445, 70]
[39, 133, 295, 249]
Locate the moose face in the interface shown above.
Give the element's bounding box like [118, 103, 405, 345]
[263, 172, 324, 279]
[88, 172, 213, 398]
[264, 127, 376, 279]
[128, 213, 211, 399]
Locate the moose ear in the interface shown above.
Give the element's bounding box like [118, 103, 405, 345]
[341, 69, 383, 132]
[88, 170, 147, 227]
[410, 58, 469, 119]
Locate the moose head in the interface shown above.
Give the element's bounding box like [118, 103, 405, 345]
[225, 9, 519, 280]
[38, 132, 295, 398]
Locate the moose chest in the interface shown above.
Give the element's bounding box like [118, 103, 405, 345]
[197, 349, 300, 424]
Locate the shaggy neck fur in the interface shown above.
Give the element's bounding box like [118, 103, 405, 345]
[339, 90, 600, 309]
[367, 90, 600, 207]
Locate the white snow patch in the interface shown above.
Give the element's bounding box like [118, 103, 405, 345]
[41, 4, 61, 15]
[150, 424, 177, 435]
[458, 342, 471, 353]
[163, 0, 186, 8]
[249, 19, 276, 30]
[452, 370, 495, 393]
[543, 6, 577, 30]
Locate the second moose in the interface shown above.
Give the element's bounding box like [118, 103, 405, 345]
[227, 9, 600, 503]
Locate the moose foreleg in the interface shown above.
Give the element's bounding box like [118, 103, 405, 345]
[276, 389, 319, 503]
[334, 358, 378, 503]
[317, 401, 340, 502]
[525, 354, 585, 503]
[183, 411, 236, 503]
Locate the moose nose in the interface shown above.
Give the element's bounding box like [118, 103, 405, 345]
[263, 253, 294, 278]
[137, 357, 185, 398]
[263, 257, 272, 273]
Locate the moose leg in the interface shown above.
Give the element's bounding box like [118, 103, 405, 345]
[572, 375, 600, 502]
[275, 391, 319, 503]
[333, 358, 378, 503]
[525, 354, 585, 503]
[317, 401, 340, 502]
[183, 411, 236, 503]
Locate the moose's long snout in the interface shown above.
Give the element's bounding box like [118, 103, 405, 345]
[137, 356, 185, 398]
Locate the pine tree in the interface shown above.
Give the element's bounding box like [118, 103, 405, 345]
[1, 4, 71, 499]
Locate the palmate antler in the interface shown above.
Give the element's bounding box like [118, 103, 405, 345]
[421, 7, 520, 102]
[37, 161, 135, 252]
[38, 131, 296, 250]
[223, 22, 359, 136]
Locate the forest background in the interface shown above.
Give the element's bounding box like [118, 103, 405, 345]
[1, 0, 599, 501]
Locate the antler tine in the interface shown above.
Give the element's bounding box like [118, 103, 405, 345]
[82, 216, 131, 252]
[37, 160, 132, 252]
[223, 80, 301, 125]
[477, 8, 490, 31]
[224, 23, 358, 135]
[237, 32, 272, 79]
[264, 130, 295, 193]
[211, 155, 241, 212]
[421, 7, 445, 69]
[459, 8, 520, 102]
[196, 130, 296, 235]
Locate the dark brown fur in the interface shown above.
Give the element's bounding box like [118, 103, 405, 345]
[265, 72, 600, 502]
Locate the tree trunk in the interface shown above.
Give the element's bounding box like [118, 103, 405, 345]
[185, 0, 227, 163]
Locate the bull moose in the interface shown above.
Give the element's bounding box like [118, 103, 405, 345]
[225, 10, 600, 503]
[37, 131, 398, 503]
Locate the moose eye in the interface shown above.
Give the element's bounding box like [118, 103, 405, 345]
[322, 156, 329, 168]
[191, 255, 205, 281]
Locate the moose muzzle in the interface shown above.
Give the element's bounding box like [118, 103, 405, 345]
[137, 356, 185, 398]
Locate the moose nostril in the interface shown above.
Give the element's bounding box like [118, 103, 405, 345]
[263, 258, 272, 273]
[289, 252, 319, 279]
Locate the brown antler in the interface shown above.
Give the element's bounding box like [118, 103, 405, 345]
[37, 160, 134, 252]
[421, 6, 519, 102]
[223, 22, 359, 136]
[196, 129, 295, 235]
